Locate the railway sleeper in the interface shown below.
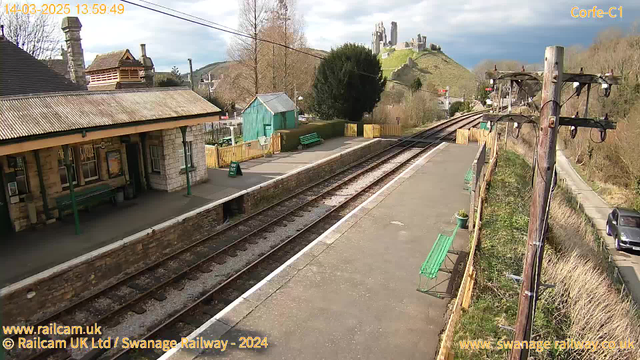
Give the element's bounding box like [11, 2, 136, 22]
[212, 256, 227, 265]
[201, 306, 219, 317]
[151, 292, 167, 301]
[105, 292, 127, 304]
[197, 264, 213, 273]
[235, 243, 249, 251]
[126, 282, 149, 293]
[130, 304, 147, 315]
[180, 316, 203, 328]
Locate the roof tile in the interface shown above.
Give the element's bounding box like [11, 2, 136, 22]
[0, 87, 221, 142]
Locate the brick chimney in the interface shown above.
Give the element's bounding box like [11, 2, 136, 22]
[61, 17, 87, 87]
[139, 43, 155, 87]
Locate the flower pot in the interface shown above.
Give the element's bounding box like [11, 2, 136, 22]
[455, 214, 469, 229]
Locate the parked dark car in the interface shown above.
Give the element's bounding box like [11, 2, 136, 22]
[606, 208, 640, 251]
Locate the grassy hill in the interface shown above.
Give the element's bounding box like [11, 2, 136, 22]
[181, 48, 327, 84]
[180, 61, 233, 82]
[379, 49, 476, 98]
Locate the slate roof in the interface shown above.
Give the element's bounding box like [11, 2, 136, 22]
[0, 36, 85, 96]
[42, 58, 70, 79]
[86, 49, 143, 72]
[0, 87, 221, 142]
[245, 92, 296, 114]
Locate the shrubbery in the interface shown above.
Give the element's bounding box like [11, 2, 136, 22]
[277, 120, 345, 152]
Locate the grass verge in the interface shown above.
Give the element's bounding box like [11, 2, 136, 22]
[453, 149, 640, 359]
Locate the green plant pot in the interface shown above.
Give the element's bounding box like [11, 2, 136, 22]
[455, 214, 469, 229]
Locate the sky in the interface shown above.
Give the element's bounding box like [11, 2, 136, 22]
[14, 0, 640, 73]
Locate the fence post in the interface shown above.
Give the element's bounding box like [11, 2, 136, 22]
[214, 145, 219, 168]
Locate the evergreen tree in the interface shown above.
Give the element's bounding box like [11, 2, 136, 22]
[410, 77, 423, 94]
[312, 43, 386, 121]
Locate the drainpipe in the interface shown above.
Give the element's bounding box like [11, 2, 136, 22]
[34, 149, 52, 220]
[180, 126, 191, 196]
[140, 133, 152, 191]
[63, 145, 80, 234]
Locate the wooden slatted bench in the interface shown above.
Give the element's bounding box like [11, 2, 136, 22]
[55, 184, 117, 219]
[299, 132, 323, 148]
[417, 225, 460, 298]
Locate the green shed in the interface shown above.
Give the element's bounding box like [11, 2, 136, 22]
[242, 92, 297, 142]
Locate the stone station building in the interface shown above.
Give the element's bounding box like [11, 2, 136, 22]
[0, 17, 220, 235]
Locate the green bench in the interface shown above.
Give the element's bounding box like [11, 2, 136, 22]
[464, 167, 473, 191]
[55, 183, 116, 219]
[299, 132, 323, 148]
[417, 225, 460, 298]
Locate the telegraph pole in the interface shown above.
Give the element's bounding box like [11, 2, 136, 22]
[188, 58, 194, 91]
[510, 46, 564, 360]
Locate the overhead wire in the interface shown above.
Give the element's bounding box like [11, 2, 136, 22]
[119, 0, 434, 94]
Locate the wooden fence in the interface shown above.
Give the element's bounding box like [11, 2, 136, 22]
[381, 124, 402, 136]
[362, 124, 402, 138]
[204, 123, 243, 145]
[456, 128, 495, 146]
[345, 123, 357, 137]
[437, 141, 498, 360]
[205, 133, 281, 168]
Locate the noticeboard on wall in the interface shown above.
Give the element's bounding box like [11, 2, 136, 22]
[106, 150, 123, 178]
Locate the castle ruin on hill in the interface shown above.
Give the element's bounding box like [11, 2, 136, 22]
[371, 21, 440, 55]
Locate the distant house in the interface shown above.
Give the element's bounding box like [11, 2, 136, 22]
[242, 93, 297, 142]
[85, 45, 154, 90]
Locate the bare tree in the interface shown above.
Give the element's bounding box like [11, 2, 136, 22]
[228, 0, 270, 98]
[259, 0, 312, 99]
[0, 1, 61, 59]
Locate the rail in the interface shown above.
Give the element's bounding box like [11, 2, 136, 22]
[10, 112, 484, 360]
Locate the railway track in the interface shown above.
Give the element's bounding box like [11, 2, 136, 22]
[6, 112, 484, 360]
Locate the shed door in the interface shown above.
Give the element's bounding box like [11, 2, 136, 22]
[264, 124, 272, 137]
[0, 169, 13, 235]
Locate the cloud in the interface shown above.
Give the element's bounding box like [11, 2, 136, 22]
[30, 0, 640, 73]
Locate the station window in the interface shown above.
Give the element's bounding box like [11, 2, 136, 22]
[178, 142, 193, 169]
[150, 145, 162, 172]
[80, 144, 99, 181]
[7, 155, 29, 195]
[15, 156, 28, 194]
[58, 147, 77, 188]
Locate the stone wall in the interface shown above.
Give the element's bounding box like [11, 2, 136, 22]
[0, 139, 390, 326]
[1, 202, 224, 326]
[243, 139, 391, 214]
[161, 125, 208, 192]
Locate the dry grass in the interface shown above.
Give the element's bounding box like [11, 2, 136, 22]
[511, 130, 640, 360]
[543, 254, 640, 360]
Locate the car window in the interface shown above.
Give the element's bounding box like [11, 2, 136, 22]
[619, 216, 640, 228]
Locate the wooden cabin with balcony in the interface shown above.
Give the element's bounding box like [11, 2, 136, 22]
[85, 48, 154, 91]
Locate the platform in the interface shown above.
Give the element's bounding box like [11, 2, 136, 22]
[165, 143, 480, 360]
[0, 137, 372, 287]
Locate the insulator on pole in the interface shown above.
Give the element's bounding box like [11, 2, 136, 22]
[570, 126, 578, 139]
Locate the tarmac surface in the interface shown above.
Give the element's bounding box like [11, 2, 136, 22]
[163, 142, 480, 360]
[0, 137, 371, 287]
[556, 150, 640, 304]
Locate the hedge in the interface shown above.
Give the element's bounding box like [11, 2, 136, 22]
[278, 120, 346, 152]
